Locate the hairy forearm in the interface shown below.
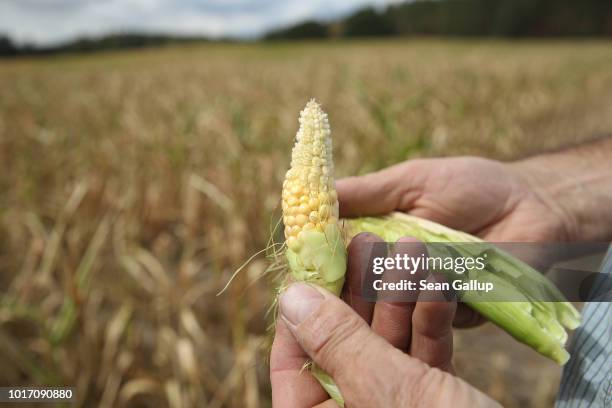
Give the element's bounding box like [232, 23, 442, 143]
[511, 136, 612, 241]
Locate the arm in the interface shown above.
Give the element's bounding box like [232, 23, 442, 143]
[337, 136, 612, 243]
[510, 136, 612, 242]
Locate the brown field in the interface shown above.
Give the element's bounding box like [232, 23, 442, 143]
[1, 39, 612, 407]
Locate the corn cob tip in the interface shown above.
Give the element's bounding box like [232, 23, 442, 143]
[282, 100, 339, 251]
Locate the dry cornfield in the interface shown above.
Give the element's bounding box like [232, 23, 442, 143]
[1, 39, 612, 407]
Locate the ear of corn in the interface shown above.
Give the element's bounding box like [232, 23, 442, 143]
[282, 100, 346, 296]
[280, 100, 580, 407]
[345, 213, 581, 365]
[281, 100, 346, 405]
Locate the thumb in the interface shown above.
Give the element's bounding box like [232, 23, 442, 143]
[336, 161, 429, 217]
[278, 283, 499, 408]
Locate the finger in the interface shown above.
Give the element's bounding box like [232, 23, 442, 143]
[371, 237, 425, 351]
[453, 303, 486, 328]
[336, 161, 427, 217]
[278, 283, 498, 408]
[411, 281, 456, 372]
[278, 282, 427, 407]
[270, 318, 329, 407]
[341, 232, 385, 324]
[371, 301, 415, 352]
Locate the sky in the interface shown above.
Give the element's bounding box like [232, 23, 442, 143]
[0, 0, 403, 46]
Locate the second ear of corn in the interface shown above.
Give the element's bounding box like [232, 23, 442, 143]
[280, 100, 580, 407]
[345, 213, 581, 366]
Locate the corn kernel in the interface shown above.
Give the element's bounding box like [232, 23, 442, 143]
[295, 214, 308, 226]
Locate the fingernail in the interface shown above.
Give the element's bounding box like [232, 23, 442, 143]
[279, 283, 325, 326]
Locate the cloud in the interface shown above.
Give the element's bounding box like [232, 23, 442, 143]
[0, 0, 402, 45]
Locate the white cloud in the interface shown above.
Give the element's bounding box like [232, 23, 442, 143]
[0, 0, 403, 46]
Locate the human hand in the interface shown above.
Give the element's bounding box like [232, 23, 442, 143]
[336, 157, 575, 327]
[270, 278, 499, 407]
[270, 233, 494, 407]
[336, 157, 572, 243]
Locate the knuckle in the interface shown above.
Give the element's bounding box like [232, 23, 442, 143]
[408, 367, 446, 408]
[414, 302, 455, 338]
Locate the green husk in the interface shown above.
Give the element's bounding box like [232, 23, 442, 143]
[344, 212, 581, 365]
[283, 224, 347, 406]
[285, 223, 347, 295]
[311, 364, 345, 406]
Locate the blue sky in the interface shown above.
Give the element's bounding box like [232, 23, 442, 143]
[0, 0, 402, 45]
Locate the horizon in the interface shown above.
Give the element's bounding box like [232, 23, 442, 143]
[0, 0, 402, 46]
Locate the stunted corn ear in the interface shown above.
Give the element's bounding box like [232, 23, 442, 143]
[282, 100, 346, 296]
[281, 100, 346, 406]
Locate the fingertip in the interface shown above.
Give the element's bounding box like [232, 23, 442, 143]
[348, 231, 384, 248]
[334, 176, 351, 193]
[392, 236, 428, 266]
[344, 232, 383, 323]
[347, 232, 386, 267]
[453, 304, 486, 328]
[279, 283, 328, 328]
[335, 176, 359, 216]
[336, 166, 407, 217]
[395, 236, 427, 251]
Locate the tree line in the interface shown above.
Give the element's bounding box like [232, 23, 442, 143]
[0, 33, 212, 57]
[2, 0, 611, 57]
[267, 0, 612, 39]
